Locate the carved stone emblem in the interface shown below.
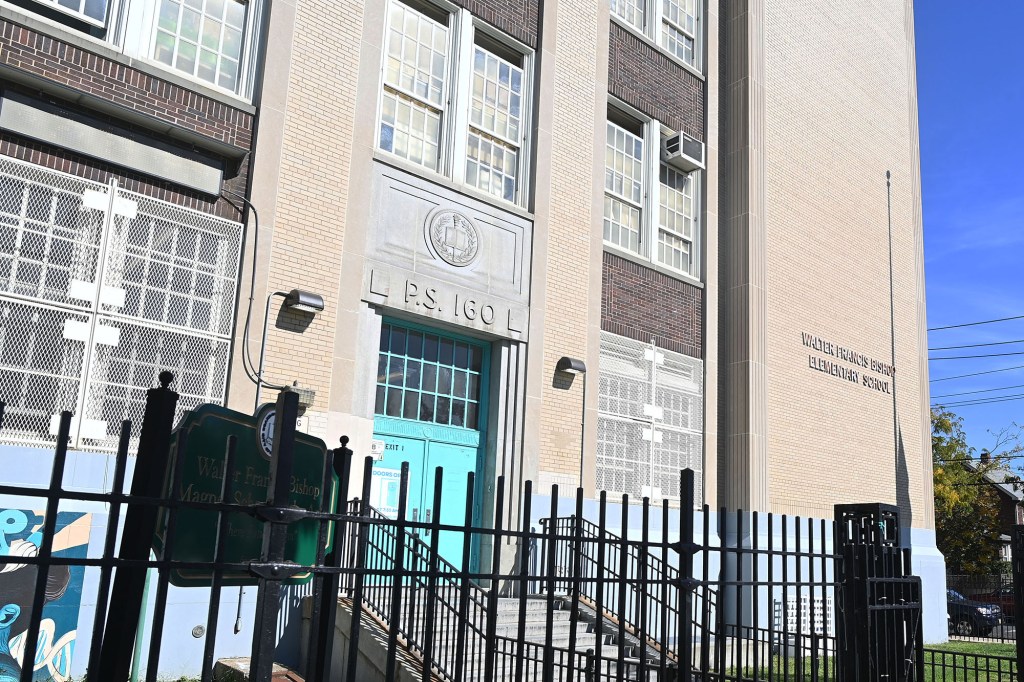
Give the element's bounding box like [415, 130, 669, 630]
[426, 209, 480, 267]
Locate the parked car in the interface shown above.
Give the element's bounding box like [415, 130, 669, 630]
[974, 584, 1016, 621]
[947, 589, 1001, 636]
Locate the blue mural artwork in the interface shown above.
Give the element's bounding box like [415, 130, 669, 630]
[0, 510, 90, 682]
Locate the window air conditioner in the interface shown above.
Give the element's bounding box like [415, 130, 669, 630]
[661, 131, 705, 172]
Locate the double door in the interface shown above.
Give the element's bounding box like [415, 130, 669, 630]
[370, 419, 480, 568]
[369, 320, 489, 569]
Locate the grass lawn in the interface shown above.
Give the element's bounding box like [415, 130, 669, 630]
[718, 644, 1017, 682]
[927, 641, 1016, 657]
[923, 642, 1016, 682]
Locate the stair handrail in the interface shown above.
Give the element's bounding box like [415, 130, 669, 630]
[340, 499, 491, 680]
[538, 513, 716, 661]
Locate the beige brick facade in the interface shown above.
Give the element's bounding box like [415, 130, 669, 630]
[227, 0, 365, 437]
[229, 0, 932, 528]
[528, 0, 609, 495]
[762, 0, 930, 527]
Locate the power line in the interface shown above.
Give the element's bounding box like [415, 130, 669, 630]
[929, 338, 1024, 351]
[930, 350, 1024, 361]
[932, 393, 1024, 408]
[947, 481, 1023, 488]
[931, 383, 1024, 399]
[949, 454, 1024, 463]
[931, 364, 1024, 382]
[929, 314, 1024, 332]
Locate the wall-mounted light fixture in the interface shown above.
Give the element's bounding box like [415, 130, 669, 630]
[556, 356, 588, 488]
[255, 289, 326, 407]
[283, 288, 325, 313]
[556, 356, 586, 375]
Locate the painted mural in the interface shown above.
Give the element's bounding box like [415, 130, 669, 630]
[0, 510, 90, 682]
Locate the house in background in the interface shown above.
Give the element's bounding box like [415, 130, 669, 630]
[975, 452, 1024, 564]
[944, 455, 1023, 612]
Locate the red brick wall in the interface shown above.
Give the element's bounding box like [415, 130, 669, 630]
[453, 0, 539, 47]
[601, 251, 703, 358]
[0, 134, 248, 220]
[0, 18, 252, 151]
[0, 16, 254, 219]
[608, 22, 704, 140]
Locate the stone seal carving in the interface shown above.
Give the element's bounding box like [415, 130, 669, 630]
[426, 209, 480, 267]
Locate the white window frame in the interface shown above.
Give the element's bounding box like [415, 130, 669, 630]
[26, 0, 109, 27]
[610, 0, 703, 73]
[120, 0, 264, 98]
[14, 0, 264, 99]
[376, 0, 534, 209]
[603, 103, 702, 282]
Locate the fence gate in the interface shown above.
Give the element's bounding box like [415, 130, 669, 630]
[836, 503, 924, 682]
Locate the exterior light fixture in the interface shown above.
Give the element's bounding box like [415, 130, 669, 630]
[284, 289, 325, 313]
[255, 289, 326, 407]
[556, 355, 588, 489]
[556, 356, 586, 375]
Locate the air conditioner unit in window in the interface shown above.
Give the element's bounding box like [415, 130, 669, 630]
[661, 131, 705, 172]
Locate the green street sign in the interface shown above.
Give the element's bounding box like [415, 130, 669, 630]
[153, 403, 337, 587]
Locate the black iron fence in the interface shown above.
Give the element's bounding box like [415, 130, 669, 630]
[922, 647, 1016, 681]
[0, 375, 935, 682]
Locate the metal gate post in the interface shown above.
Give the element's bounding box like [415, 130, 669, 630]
[308, 436, 354, 681]
[249, 388, 301, 682]
[677, 468, 696, 682]
[96, 371, 179, 681]
[1013, 525, 1024, 676]
[835, 503, 917, 682]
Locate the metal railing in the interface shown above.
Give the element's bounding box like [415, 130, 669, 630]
[539, 512, 704, 660]
[0, 374, 934, 682]
[923, 647, 1016, 680]
[341, 496, 493, 681]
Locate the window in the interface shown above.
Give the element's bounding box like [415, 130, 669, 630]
[125, 0, 262, 96]
[21, 0, 263, 98]
[31, 0, 108, 26]
[610, 0, 701, 70]
[379, 2, 447, 171]
[378, 0, 532, 206]
[375, 323, 486, 430]
[597, 332, 703, 503]
[604, 109, 701, 279]
[150, 0, 248, 92]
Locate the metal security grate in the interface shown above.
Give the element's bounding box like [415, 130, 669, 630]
[0, 299, 87, 444]
[0, 156, 242, 450]
[0, 158, 103, 310]
[597, 331, 704, 504]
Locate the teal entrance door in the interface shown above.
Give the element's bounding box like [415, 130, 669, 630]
[369, 322, 488, 568]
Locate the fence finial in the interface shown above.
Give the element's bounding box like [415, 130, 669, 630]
[158, 371, 174, 389]
[340, 435, 349, 447]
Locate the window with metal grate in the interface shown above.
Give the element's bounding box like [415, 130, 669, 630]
[0, 156, 242, 451]
[596, 331, 703, 504]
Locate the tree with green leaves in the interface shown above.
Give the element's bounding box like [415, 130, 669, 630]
[932, 408, 1023, 575]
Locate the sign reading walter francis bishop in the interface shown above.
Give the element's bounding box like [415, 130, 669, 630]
[801, 331, 895, 394]
[152, 404, 337, 587]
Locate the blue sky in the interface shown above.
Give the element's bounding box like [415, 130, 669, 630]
[916, 1, 1024, 456]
